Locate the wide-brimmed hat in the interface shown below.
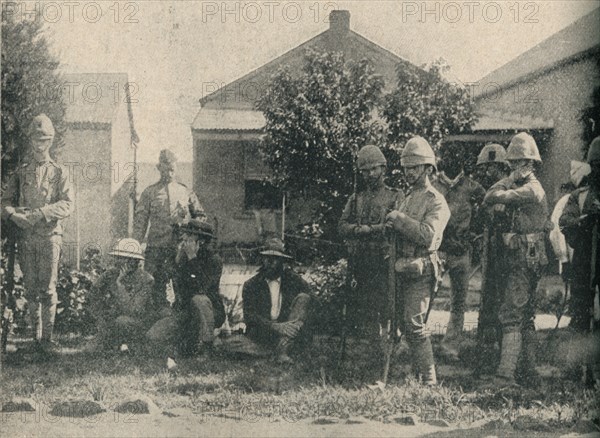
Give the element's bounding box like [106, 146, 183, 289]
[109, 238, 145, 260]
[259, 238, 293, 260]
[179, 218, 214, 239]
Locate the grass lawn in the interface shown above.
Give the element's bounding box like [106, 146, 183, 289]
[1, 327, 598, 436]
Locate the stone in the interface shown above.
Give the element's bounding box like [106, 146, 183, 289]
[1, 398, 36, 412]
[427, 419, 451, 427]
[512, 415, 552, 432]
[482, 419, 508, 430]
[391, 413, 419, 425]
[312, 416, 339, 425]
[49, 400, 106, 417]
[114, 397, 160, 415]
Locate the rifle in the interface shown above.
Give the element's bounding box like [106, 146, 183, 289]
[337, 172, 358, 367]
[382, 229, 399, 385]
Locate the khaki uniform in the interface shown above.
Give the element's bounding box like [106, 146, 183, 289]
[435, 175, 485, 339]
[133, 181, 205, 307]
[90, 267, 159, 348]
[338, 183, 404, 334]
[1, 159, 74, 342]
[392, 181, 450, 375]
[485, 174, 548, 333]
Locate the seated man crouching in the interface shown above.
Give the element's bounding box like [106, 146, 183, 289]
[90, 238, 162, 352]
[173, 219, 225, 358]
[242, 238, 312, 364]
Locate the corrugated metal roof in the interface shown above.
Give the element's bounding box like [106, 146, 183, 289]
[192, 109, 266, 131]
[473, 109, 554, 131]
[475, 7, 600, 97]
[62, 72, 129, 124]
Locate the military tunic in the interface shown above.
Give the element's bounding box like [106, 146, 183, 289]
[559, 185, 600, 332]
[392, 180, 450, 341]
[484, 174, 549, 334]
[435, 174, 485, 337]
[133, 181, 205, 307]
[338, 183, 404, 333]
[1, 158, 74, 341]
[90, 267, 159, 348]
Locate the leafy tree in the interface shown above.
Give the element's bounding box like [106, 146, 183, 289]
[1, 7, 66, 181]
[383, 59, 476, 180]
[256, 50, 385, 236]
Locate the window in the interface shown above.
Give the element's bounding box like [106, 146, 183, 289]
[244, 179, 281, 210]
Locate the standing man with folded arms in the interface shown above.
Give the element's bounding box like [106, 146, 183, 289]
[2, 114, 74, 355]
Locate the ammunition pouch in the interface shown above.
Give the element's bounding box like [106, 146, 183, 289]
[501, 232, 548, 270]
[395, 256, 433, 279]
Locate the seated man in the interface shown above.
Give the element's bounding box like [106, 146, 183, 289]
[89, 238, 161, 351]
[173, 219, 225, 358]
[241, 238, 312, 364]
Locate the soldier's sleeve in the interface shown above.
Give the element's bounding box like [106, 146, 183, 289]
[39, 165, 74, 221]
[395, 193, 450, 250]
[485, 177, 545, 206]
[559, 191, 582, 247]
[188, 190, 206, 220]
[1, 173, 19, 220]
[338, 194, 357, 237]
[133, 187, 151, 243]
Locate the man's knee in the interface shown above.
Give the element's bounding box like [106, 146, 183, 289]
[191, 295, 212, 311]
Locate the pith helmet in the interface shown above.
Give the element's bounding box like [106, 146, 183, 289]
[400, 136, 436, 170]
[158, 149, 177, 166]
[109, 238, 145, 260]
[477, 143, 508, 166]
[506, 132, 541, 163]
[29, 114, 55, 140]
[179, 218, 214, 239]
[586, 137, 600, 163]
[356, 145, 386, 170]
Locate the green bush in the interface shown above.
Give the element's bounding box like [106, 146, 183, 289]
[54, 248, 106, 335]
[305, 259, 348, 335]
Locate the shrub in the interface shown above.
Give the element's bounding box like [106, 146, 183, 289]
[54, 247, 106, 335]
[305, 259, 348, 335]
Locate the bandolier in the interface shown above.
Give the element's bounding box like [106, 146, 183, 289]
[482, 133, 549, 386]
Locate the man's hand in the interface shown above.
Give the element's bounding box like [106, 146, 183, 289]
[26, 209, 44, 225]
[272, 321, 303, 338]
[354, 225, 372, 236]
[385, 211, 405, 230]
[10, 213, 33, 229]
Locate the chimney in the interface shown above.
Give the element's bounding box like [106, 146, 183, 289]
[329, 10, 350, 34]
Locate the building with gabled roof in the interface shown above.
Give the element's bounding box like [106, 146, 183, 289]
[192, 10, 424, 244]
[56, 72, 139, 266]
[451, 7, 600, 201]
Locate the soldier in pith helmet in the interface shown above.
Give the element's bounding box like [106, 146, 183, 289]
[385, 136, 450, 385]
[473, 143, 512, 374]
[1, 114, 74, 355]
[339, 145, 404, 341]
[481, 132, 549, 387]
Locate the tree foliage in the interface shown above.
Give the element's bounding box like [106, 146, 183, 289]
[256, 50, 385, 235]
[1, 9, 66, 180]
[258, 52, 476, 236]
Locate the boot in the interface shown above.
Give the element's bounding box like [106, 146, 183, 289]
[489, 331, 522, 387]
[439, 311, 464, 361]
[516, 329, 540, 387]
[411, 338, 437, 386]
